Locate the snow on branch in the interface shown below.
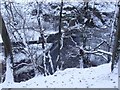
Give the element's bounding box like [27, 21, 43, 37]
[97, 49, 112, 56]
[84, 49, 112, 56]
[93, 40, 111, 50]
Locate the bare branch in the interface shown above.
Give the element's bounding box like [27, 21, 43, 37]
[84, 49, 112, 56]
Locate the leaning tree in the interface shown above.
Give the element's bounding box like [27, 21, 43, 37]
[0, 12, 15, 82]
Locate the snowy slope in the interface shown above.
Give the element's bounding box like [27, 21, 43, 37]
[0, 63, 118, 88]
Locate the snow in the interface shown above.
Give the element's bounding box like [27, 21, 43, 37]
[0, 0, 118, 89]
[97, 49, 112, 55]
[2, 57, 14, 86]
[0, 63, 118, 88]
[0, 35, 3, 43]
[1, 0, 118, 4]
[14, 53, 27, 62]
[44, 30, 59, 35]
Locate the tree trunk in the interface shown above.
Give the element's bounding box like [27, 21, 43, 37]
[111, 5, 120, 71]
[0, 13, 14, 82]
[57, 0, 63, 70]
[4, 57, 14, 83]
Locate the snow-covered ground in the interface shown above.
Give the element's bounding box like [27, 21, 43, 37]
[0, 63, 118, 89]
